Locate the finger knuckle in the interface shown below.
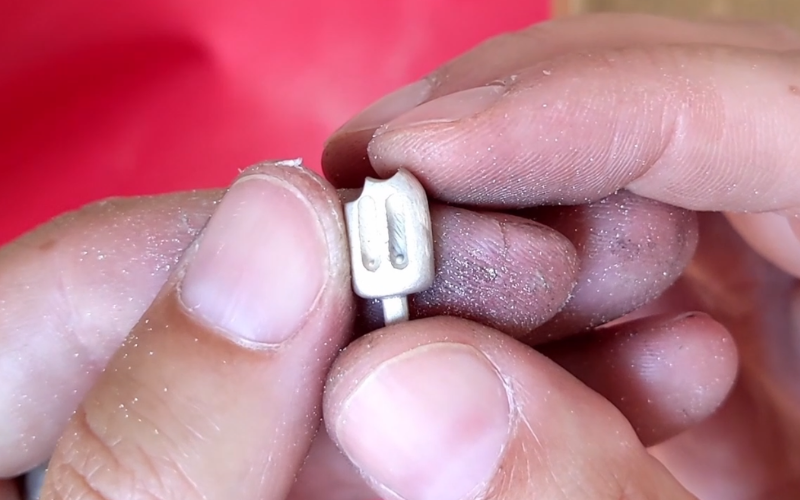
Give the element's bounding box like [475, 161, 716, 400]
[47, 408, 204, 500]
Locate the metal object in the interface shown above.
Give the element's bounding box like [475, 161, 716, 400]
[344, 169, 435, 326]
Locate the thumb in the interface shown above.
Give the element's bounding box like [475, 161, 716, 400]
[324, 317, 697, 500]
[40, 161, 353, 500]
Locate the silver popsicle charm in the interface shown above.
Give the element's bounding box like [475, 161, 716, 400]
[344, 169, 435, 326]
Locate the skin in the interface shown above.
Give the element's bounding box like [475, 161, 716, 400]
[0, 12, 795, 500]
[323, 12, 800, 500]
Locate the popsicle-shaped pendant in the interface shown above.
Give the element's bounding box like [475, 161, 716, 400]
[344, 169, 435, 326]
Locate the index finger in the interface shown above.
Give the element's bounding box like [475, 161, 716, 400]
[367, 44, 800, 214]
[363, 43, 800, 277]
[321, 14, 800, 189]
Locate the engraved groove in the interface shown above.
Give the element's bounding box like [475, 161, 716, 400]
[386, 194, 409, 269]
[357, 195, 381, 271]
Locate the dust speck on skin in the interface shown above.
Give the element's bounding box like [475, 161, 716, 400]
[0, 190, 222, 466]
[530, 191, 698, 340]
[408, 206, 577, 337]
[272, 158, 305, 168]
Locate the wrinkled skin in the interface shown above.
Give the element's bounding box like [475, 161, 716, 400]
[648, 214, 800, 499]
[321, 13, 800, 500]
[3, 13, 800, 500]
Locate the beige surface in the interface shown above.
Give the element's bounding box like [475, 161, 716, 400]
[555, 0, 800, 28]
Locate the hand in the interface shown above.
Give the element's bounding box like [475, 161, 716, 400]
[3, 13, 795, 500]
[1, 154, 735, 500]
[5, 160, 717, 499]
[0, 155, 686, 499]
[322, 13, 800, 499]
[11, 162, 357, 499]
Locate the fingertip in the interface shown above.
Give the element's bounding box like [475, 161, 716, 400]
[366, 126, 465, 200]
[322, 80, 432, 188]
[325, 317, 695, 500]
[180, 164, 345, 346]
[325, 321, 511, 500]
[545, 312, 738, 445]
[530, 192, 699, 341]
[366, 45, 800, 214]
[321, 130, 378, 188]
[411, 206, 579, 337]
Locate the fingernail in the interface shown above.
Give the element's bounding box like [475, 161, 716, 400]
[335, 343, 510, 500]
[180, 172, 327, 345]
[338, 80, 431, 134]
[377, 85, 505, 135]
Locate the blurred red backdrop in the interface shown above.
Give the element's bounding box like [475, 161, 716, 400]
[0, 0, 549, 242]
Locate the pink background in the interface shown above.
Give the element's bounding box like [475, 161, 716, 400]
[0, 0, 549, 242]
